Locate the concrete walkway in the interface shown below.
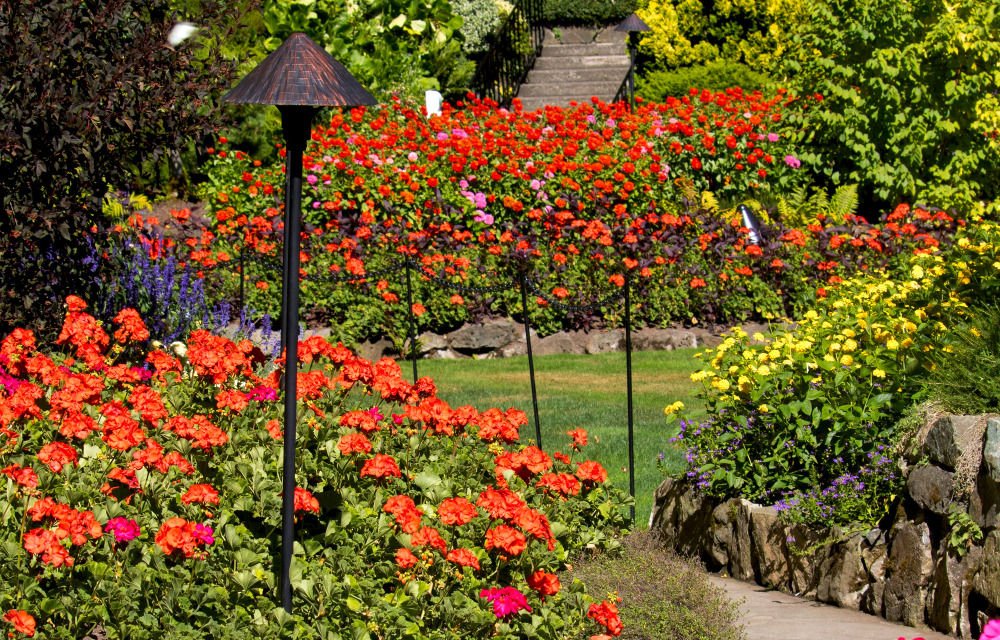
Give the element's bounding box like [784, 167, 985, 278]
[710, 575, 955, 640]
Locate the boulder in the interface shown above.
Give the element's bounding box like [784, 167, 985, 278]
[974, 530, 1000, 609]
[448, 320, 522, 352]
[708, 501, 735, 570]
[984, 418, 1000, 483]
[907, 464, 955, 515]
[883, 520, 935, 626]
[815, 529, 869, 609]
[358, 337, 395, 362]
[533, 332, 581, 356]
[425, 348, 467, 360]
[403, 331, 448, 357]
[632, 328, 675, 352]
[749, 506, 789, 591]
[788, 524, 833, 597]
[930, 543, 982, 637]
[859, 539, 889, 616]
[971, 472, 1000, 530]
[496, 341, 527, 359]
[924, 415, 984, 470]
[729, 499, 755, 581]
[690, 327, 722, 348]
[649, 478, 716, 562]
[586, 330, 623, 354]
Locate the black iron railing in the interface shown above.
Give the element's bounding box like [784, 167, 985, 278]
[613, 33, 639, 109]
[470, 0, 545, 107]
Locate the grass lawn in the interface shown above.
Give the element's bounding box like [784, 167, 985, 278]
[402, 349, 705, 526]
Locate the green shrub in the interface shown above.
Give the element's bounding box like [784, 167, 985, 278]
[454, 0, 505, 54]
[638, 61, 771, 101]
[927, 306, 1000, 415]
[542, 0, 637, 27]
[784, 0, 1000, 211]
[636, 0, 809, 72]
[569, 530, 746, 640]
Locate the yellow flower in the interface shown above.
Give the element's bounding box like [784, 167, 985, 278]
[843, 339, 858, 352]
[823, 353, 836, 362]
[711, 378, 731, 392]
[830, 342, 842, 351]
[972, 327, 982, 338]
[752, 332, 765, 342]
[886, 339, 900, 350]
[842, 329, 856, 338]
[872, 369, 886, 378]
[900, 338, 914, 348]
[758, 405, 769, 413]
[691, 370, 711, 382]
[769, 349, 781, 360]
[728, 365, 740, 374]
[804, 310, 819, 320]
[911, 265, 924, 279]
[758, 365, 771, 376]
[904, 321, 917, 333]
[840, 355, 854, 366]
[738, 376, 752, 393]
[664, 401, 685, 415]
[858, 319, 868, 330]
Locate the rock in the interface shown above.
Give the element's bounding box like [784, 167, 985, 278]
[729, 499, 755, 581]
[971, 472, 1000, 530]
[930, 542, 982, 637]
[974, 530, 1000, 609]
[883, 520, 935, 626]
[788, 524, 833, 597]
[749, 506, 789, 591]
[859, 541, 889, 616]
[815, 529, 868, 609]
[533, 331, 581, 356]
[403, 331, 448, 357]
[426, 348, 466, 360]
[708, 501, 736, 570]
[668, 329, 698, 349]
[907, 464, 955, 515]
[984, 418, 1000, 483]
[924, 414, 984, 470]
[632, 328, 675, 352]
[690, 327, 722, 348]
[586, 330, 623, 354]
[649, 478, 716, 563]
[496, 341, 527, 358]
[358, 337, 395, 362]
[448, 320, 522, 352]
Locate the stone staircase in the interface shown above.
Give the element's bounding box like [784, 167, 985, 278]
[517, 27, 630, 112]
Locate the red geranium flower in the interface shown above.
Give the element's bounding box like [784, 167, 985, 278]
[360, 453, 401, 480]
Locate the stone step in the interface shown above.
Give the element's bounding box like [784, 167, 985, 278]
[527, 67, 628, 85]
[516, 95, 620, 112]
[534, 54, 630, 71]
[517, 80, 623, 99]
[540, 42, 626, 57]
[542, 26, 627, 45]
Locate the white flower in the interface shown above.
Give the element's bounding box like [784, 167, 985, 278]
[168, 22, 198, 46]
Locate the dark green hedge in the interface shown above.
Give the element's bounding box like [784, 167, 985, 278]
[542, 0, 636, 27]
[638, 60, 771, 102]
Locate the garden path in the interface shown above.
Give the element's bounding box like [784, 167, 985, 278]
[710, 575, 954, 640]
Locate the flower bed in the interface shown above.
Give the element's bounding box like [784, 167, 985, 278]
[0, 298, 629, 639]
[672, 211, 1000, 526]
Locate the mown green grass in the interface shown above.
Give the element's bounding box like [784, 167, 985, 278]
[402, 349, 705, 526]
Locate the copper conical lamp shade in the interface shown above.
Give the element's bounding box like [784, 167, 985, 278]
[615, 13, 651, 32]
[223, 32, 377, 107]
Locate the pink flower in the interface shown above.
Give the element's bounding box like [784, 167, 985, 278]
[479, 586, 532, 618]
[981, 619, 1000, 640]
[784, 155, 802, 169]
[105, 517, 141, 544]
[192, 523, 214, 546]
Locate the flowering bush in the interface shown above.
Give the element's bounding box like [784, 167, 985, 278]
[0, 298, 630, 638]
[671, 205, 1000, 525]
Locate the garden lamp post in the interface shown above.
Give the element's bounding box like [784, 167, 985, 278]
[222, 32, 377, 614]
[615, 13, 651, 112]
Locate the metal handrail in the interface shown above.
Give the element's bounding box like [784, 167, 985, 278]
[470, 0, 545, 107]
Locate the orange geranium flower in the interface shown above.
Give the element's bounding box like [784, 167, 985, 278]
[576, 460, 608, 484]
[294, 488, 320, 513]
[112, 308, 149, 343]
[4, 610, 35, 637]
[527, 570, 561, 596]
[360, 453, 401, 480]
[36, 442, 78, 473]
[410, 526, 447, 552]
[446, 548, 481, 570]
[337, 432, 373, 456]
[477, 487, 526, 520]
[395, 547, 418, 569]
[484, 525, 527, 556]
[182, 484, 220, 505]
[438, 497, 478, 526]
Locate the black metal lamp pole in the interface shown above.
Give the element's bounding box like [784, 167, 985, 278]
[222, 33, 377, 615]
[615, 14, 651, 113]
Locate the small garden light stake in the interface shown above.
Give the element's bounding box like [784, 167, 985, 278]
[222, 32, 377, 614]
[615, 13, 651, 112]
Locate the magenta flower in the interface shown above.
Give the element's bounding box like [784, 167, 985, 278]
[246, 385, 278, 402]
[479, 587, 532, 618]
[105, 517, 141, 544]
[367, 406, 384, 421]
[192, 523, 215, 546]
[784, 155, 802, 169]
[981, 619, 1000, 640]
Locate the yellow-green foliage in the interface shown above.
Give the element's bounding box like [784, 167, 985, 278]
[636, 0, 809, 72]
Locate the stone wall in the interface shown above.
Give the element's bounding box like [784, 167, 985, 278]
[353, 318, 727, 362]
[650, 414, 1000, 638]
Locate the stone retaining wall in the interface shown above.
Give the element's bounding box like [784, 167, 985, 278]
[650, 414, 1000, 638]
[353, 318, 735, 362]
